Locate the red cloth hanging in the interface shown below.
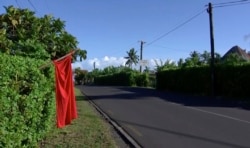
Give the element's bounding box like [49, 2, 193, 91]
[53, 53, 77, 128]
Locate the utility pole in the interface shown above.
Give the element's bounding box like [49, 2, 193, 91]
[93, 62, 96, 70]
[207, 2, 215, 97]
[139, 41, 146, 73]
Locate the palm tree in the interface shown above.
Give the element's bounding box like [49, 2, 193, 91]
[124, 48, 139, 68]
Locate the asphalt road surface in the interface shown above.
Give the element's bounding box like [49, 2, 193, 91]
[79, 85, 250, 148]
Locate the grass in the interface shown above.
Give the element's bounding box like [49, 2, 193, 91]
[40, 87, 117, 148]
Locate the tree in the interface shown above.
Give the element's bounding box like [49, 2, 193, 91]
[154, 59, 176, 72]
[200, 50, 210, 64]
[221, 53, 247, 65]
[0, 6, 87, 60]
[214, 53, 222, 64]
[200, 50, 221, 65]
[183, 51, 201, 67]
[125, 48, 139, 68]
[177, 58, 184, 67]
[74, 67, 88, 85]
[143, 66, 151, 73]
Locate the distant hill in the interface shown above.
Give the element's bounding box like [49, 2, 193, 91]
[222, 45, 250, 61]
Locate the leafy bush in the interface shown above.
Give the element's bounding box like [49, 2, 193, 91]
[216, 64, 250, 99]
[156, 64, 250, 99]
[156, 66, 210, 95]
[94, 71, 150, 87]
[0, 54, 55, 147]
[135, 73, 150, 87]
[94, 71, 135, 86]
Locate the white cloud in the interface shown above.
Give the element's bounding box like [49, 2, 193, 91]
[88, 58, 100, 67]
[72, 56, 127, 71]
[72, 56, 175, 72]
[103, 56, 109, 61]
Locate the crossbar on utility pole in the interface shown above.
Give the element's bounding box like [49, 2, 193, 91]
[208, 2, 215, 97]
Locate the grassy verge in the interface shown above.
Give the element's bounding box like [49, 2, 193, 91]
[40, 87, 117, 148]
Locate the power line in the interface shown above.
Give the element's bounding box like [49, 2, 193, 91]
[213, 1, 250, 8]
[15, 0, 21, 8]
[146, 9, 206, 46]
[44, 0, 50, 12]
[213, 0, 249, 6]
[27, 0, 37, 12]
[151, 44, 190, 53]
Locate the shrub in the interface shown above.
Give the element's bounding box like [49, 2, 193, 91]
[156, 66, 210, 94]
[0, 53, 55, 147]
[94, 71, 150, 87]
[156, 64, 250, 99]
[135, 73, 150, 87]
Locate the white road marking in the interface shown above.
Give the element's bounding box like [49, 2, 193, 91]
[186, 106, 250, 124]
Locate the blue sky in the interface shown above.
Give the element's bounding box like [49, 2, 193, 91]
[1, 0, 250, 71]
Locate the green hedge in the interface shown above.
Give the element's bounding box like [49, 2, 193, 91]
[216, 65, 250, 98]
[156, 66, 210, 95]
[156, 65, 250, 99]
[94, 71, 149, 87]
[0, 54, 55, 147]
[135, 73, 150, 87]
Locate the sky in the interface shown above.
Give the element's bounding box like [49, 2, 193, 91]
[1, 0, 250, 71]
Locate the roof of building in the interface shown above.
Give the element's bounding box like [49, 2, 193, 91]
[222, 45, 250, 61]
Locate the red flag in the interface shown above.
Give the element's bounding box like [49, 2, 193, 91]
[53, 53, 77, 128]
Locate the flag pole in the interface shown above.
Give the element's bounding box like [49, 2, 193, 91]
[39, 49, 78, 69]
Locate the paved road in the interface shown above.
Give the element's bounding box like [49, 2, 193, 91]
[79, 85, 250, 148]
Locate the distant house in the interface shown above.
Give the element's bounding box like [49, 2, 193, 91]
[222, 45, 250, 61]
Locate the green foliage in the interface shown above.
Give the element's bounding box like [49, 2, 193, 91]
[74, 67, 88, 85]
[221, 53, 248, 66]
[94, 72, 136, 86]
[0, 6, 87, 60]
[183, 51, 201, 67]
[0, 5, 87, 147]
[94, 70, 150, 87]
[216, 64, 250, 98]
[0, 53, 55, 147]
[135, 73, 150, 87]
[154, 59, 177, 72]
[125, 48, 139, 68]
[179, 50, 221, 68]
[156, 64, 250, 99]
[156, 66, 210, 95]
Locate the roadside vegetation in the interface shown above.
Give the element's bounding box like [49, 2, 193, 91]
[1, 4, 249, 147]
[40, 88, 117, 148]
[75, 47, 250, 100]
[0, 6, 88, 147]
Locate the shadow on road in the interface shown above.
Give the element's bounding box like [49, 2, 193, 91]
[116, 119, 249, 148]
[82, 85, 250, 110]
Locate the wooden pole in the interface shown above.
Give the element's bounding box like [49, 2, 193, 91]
[39, 49, 78, 69]
[139, 41, 145, 73]
[208, 3, 215, 97]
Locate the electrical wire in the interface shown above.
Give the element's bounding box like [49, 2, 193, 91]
[151, 44, 190, 53]
[27, 0, 37, 12]
[146, 0, 249, 47]
[111, 41, 139, 57]
[213, 1, 250, 8]
[15, 0, 21, 8]
[212, 0, 249, 6]
[44, 0, 50, 12]
[146, 9, 206, 46]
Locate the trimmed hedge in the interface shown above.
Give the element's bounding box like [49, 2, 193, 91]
[156, 66, 210, 95]
[0, 54, 55, 147]
[94, 71, 149, 87]
[156, 65, 250, 99]
[216, 65, 250, 98]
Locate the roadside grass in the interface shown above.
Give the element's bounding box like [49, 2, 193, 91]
[40, 87, 117, 148]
